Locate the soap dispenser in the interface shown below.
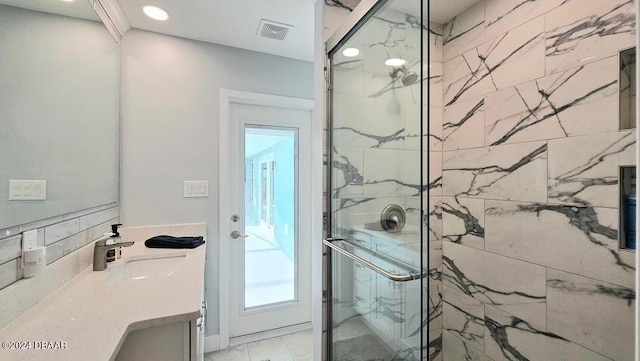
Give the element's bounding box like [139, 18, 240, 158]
[107, 223, 123, 263]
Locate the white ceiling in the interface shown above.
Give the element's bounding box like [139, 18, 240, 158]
[116, 0, 316, 62]
[0, 0, 99, 21]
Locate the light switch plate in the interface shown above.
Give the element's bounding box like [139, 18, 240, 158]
[9, 180, 46, 200]
[184, 181, 209, 198]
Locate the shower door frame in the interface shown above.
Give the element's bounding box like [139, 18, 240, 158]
[323, 0, 429, 360]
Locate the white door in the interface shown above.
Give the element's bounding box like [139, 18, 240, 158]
[227, 102, 312, 338]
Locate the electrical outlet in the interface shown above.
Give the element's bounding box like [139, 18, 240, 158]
[22, 229, 38, 251]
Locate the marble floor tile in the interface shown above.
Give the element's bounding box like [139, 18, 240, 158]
[292, 353, 312, 361]
[247, 336, 294, 361]
[284, 329, 313, 357]
[205, 344, 250, 361]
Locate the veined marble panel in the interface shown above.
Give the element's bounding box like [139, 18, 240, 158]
[429, 240, 442, 282]
[547, 269, 636, 361]
[443, 286, 485, 351]
[324, 0, 362, 41]
[443, 0, 485, 62]
[484, 305, 612, 361]
[443, 331, 490, 361]
[485, 200, 636, 288]
[442, 141, 547, 202]
[442, 97, 484, 151]
[485, 0, 566, 40]
[333, 94, 406, 149]
[427, 196, 442, 242]
[362, 8, 407, 51]
[442, 242, 546, 325]
[425, 62, 443, 108]
[548, 131, 636, 208]
[332, 146, 364, 198]
[428, 284, 443, 331]
[365, 49, 420, 102]
[332, 58, 365, 97]
[363, 149, 422, 197]
[428, 22, 444, 64]
[546, 0, 636, 75]
[427, 329, 443, 361]
[485, 57, 619, 146]
[428, 151, 443, 197]
[332, 197, 406, 236]
[443, 16, 545, 106]
[405, 105, 440, 151]
[442, 197, 484, 250]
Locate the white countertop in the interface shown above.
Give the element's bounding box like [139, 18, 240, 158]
[0, 230, 207, 361]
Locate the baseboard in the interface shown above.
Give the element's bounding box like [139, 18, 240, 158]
[229, 322, 312, 347]
[204, 335, 220, 353]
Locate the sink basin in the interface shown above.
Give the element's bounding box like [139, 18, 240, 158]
[104, 255, 186, 283]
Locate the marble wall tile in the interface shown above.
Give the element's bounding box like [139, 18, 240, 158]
[443, 16, 545, 106]
[0, 226, 20, 241]
[332, 146, 364, 198]
[484, 305, 612, 361]
[428, 284, 443, 331]
[332, 197, 406, 236]
[442, 286, 485, 351]
[361, 8, 407, 52]
[442, 242, 546, 325]
[0, 259, 19, 290]
[19, 215, 64, 233]
[427, 329, 443, 361]
[548, 131, 636, 208]
[442, 97, 484, 150]
[441, 197, 484, 250]
[427, 196, 442, 241]
[442, 140, 547, 202]
[547, 269, 635, 361]
[333, 94, 406, 149]
[44, 219, 79, 246]
[0, 235, 21, 265]
[545, 0, 636, 75]
[45, 243, 64, 265]
[405, 105, 440, 151]
[363, 149, 422, 197]
[429, 241, 442, 282]
[324, 0, 362, 41]
[429, 22, 444, 63]
[485, 200, 635, 288]
[485, 0, 566, 40]
[429, 151, 443, 197]
[443, 331, 490, 361]
[485, 56, 619, 146]
[78, 206, 118, 231]
[426, 62, 443, 108]
[443, 0, 485, 62]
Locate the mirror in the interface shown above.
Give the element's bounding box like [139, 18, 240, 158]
[0, 0, 120, 229]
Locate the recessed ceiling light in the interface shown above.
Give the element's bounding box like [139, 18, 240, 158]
[142, 5, 169, 21]
[385, 58, 406, 67]
[342, 48, 360, 57]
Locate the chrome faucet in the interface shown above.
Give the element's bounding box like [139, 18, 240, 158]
[93, 224, 134, 271]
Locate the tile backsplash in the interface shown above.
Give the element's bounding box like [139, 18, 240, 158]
[0, 203, 119, 291]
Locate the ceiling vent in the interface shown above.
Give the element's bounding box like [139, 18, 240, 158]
[257, 19, 293, 41]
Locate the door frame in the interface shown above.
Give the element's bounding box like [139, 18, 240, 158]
[218, 89, 315, 350]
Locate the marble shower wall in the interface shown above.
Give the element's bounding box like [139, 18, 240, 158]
[438, 1, 637, 361]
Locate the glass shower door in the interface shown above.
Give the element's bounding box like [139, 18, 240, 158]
[324, 0, 427, 360]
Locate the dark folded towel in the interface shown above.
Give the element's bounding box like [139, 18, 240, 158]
[144, 235, 205, 249]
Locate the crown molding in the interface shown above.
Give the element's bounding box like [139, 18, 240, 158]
[87, 0, 130, 44]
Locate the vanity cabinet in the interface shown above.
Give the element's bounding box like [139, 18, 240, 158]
[116, 292, 207, 361]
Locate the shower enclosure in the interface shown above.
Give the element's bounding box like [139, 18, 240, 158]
[324, 0, 432, 360]
[324, 0, 637, 361]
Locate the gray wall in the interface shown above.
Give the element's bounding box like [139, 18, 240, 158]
[120, 29, 314, 335]
[0, 5, 119, 298]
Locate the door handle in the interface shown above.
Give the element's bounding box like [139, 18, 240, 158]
[231, 231, 249, 239]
